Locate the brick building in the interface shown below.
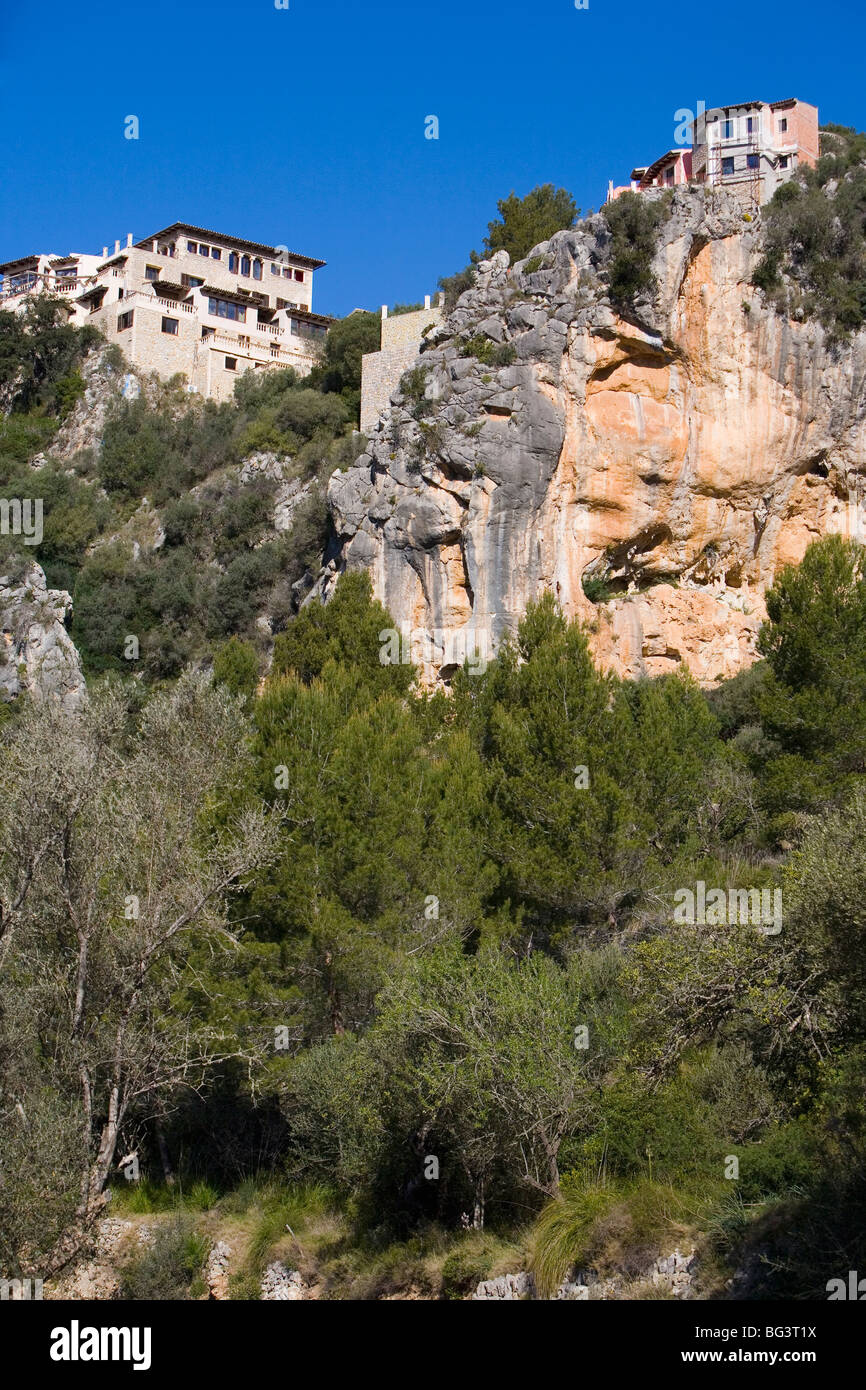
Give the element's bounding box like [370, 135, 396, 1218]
[360, 295, 444, 435]
[691, 98, 819, 207]
[0, 222, 331, 402]
[606, 97, 819, 210]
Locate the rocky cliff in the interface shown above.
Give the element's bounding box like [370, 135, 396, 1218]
[0, 563, 86, 712]
[317, 185, 866, 685]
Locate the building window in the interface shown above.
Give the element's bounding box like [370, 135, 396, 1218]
[294, 269, 304, 282]
[723, 119, 733, 139]
[211, 247, 221, 260]
[282, 266, 292, 278]
[747, 116, 755, 134]
[779, 155, 789, 169]
[181, 274, 204, 288]
[271, 263, 281, 275]
[240, 255, 251, 277]
[253, 258, 262, 280]
[187, 241, 197, 253]
[145, 265, 160, 281]
[225, 356, 237, 371]
[779, 117, 788, 133]
[228, 252, 239, 272]
[118, 288, 124, 300]
[747, 153, 759, 170]
[117, 310, 134, 331]
[199, 244, 210, 257]
[208, 296, 246, 322]
[721, 157, 735, 176]
[161, 316, 179, 335]
[664, 165, 675, 185]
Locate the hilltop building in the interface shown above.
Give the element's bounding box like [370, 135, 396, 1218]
[0, 222, 331, 402]
[607, 148, 693, 203]
[606, 97, 818, 209]
[691, 98, 818, 205]
[360, 295, 444, 435]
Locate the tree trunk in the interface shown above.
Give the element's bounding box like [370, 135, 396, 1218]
[472, 1177, 485, 1231]
[156, 1119, 175, 1186]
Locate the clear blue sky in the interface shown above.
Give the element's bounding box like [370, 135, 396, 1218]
[0, 0, 862, 318]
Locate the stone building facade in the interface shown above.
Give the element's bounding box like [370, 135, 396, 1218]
[0, 223, 331, 402]
[360, 295, 445, 435]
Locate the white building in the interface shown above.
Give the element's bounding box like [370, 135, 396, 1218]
[0, 222, 331, 402]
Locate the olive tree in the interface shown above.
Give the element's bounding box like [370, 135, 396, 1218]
[0, 674, 279, 1275]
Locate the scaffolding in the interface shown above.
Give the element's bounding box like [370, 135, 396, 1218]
[747, 126, 762, 211]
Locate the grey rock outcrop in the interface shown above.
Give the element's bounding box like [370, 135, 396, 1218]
[314, 185, 866, 688]
[260, 1261, 309, 1301]
[50, 347, 136, 463]
[472, 1271, 537, 1300]
[472, 1246, 698, 1301]
[0, 563, 86, 711]
[206, 1241, 232, 1300]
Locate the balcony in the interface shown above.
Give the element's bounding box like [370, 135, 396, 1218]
[203, 329, 312, 366]
[114, 289, 196, 315]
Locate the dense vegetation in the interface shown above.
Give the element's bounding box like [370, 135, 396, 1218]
[4, 191, 866, 1299]
[2, 534, 866, 1297]
[754, 124, 866, 338]
[601, 189, 673, 308]
[0, 302, 380, 681]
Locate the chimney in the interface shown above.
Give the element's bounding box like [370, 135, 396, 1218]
[114, 239, 120, 254]
[424, 294, 431, 310]
[152, 240, 158, 253]
[381, 305, 388, 319]
[126, 233, 133, 248]
[102, 246, 108, 259]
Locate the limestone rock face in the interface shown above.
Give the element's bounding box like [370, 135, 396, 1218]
[0, 563, 87, 711]
[50, 346, 138, 463]
[316, 186, 866, 686]
[260, 1261, 309, 1300]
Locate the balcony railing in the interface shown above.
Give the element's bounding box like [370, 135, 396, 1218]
[155, 294, 195, 314]
[203, 329, 311, 365]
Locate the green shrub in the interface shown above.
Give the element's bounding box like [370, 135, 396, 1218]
[440, 1234, 513, 1300]
[119, 1218, 209, 1300]
[602, 191, 671, 307]
[458, 337, 516, 367]
[753, 125, 866, 338]
[581, 574, 613, 603]
[213, 637, 259, 698]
